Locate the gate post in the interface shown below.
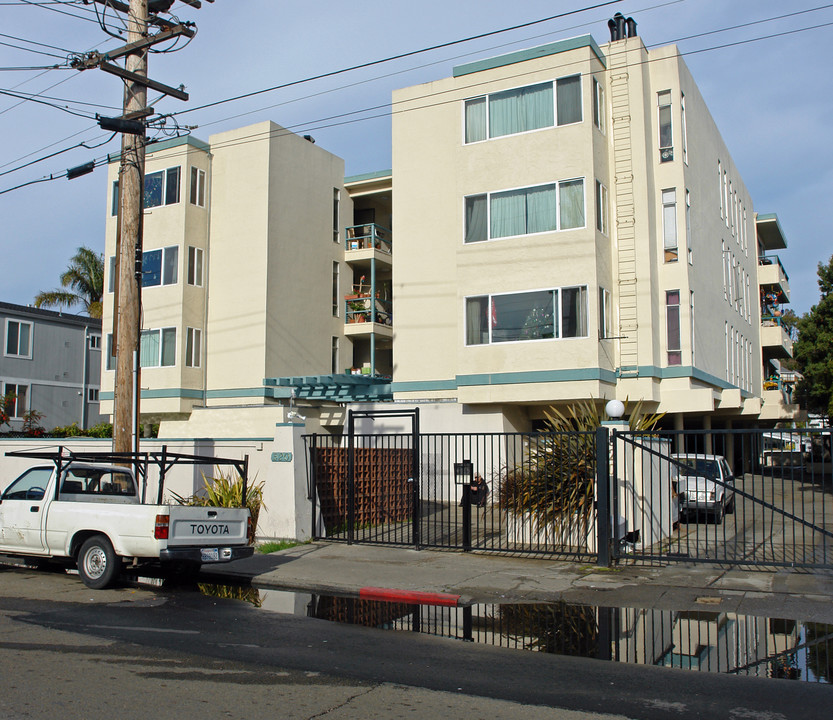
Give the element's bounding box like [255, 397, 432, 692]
[347, 410, 355, 545]
[596, 426, 612, 567]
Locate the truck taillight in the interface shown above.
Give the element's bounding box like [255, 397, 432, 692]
[154, 514, 169, 540]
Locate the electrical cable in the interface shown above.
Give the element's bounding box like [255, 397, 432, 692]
[4, 5, 832, 195]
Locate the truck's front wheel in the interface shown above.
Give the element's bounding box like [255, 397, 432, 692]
[77, 535, 121, 589]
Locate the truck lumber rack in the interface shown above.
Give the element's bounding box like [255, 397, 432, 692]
[5, 446, 249, 505]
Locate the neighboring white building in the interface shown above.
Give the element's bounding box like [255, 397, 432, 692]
[99, 18, 800, 438]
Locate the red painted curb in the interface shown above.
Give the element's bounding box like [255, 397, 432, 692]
[359, 586, 461, 607]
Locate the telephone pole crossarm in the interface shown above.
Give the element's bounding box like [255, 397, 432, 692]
[100, 62, 189, 101]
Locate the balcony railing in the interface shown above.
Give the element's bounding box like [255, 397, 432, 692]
[345, 223, 392, 253]
[345, 295, 392, 325]
[758, 254, 789, 282]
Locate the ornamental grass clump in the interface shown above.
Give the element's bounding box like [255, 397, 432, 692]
[172, 467, 265, 545]
[498, 399, 664, 528]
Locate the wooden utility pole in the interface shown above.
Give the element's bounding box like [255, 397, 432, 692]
[113, 0, 148, 454]
[74, 1, 205, 453]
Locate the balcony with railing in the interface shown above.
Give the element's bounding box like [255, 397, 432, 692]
[760, 313, 793, 358]
[345, 223, 392, 260]
[758, 254, 790, 302]
[344, 294, 393, 336]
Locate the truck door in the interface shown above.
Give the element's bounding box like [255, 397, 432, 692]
[0, 467, 53, 554]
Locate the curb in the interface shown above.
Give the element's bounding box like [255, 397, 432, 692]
[359, 586, 461, 607]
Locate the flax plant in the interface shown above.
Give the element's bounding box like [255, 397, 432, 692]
[498, 400, 663, 527]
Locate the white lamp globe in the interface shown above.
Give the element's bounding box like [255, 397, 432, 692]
[605, 399, 625, 419]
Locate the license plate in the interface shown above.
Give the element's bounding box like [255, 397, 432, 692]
[200, 548, 219, 562]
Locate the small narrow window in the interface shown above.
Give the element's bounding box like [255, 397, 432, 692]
[189, 166, 206, 207]
[187, 246, 204, 287]
[88, 388, 100, 403]
[662, 189, 678, 262]
[595, 180, 608, 235]
[185, 327, 201, 368]
[331, 337, 339, 375]
[111, 180, 119, 216]
[592, 77, 605, 132]
[89, 334, 101, 350]
[105, 334, 115, 371]
[556, 75, 582, 126]
[680, 93, 688, 164]
[332, 262, 339, 316]
[108, 256, 116, 293]
[464, 97, 487, 143]
[333, 189, 340, 243]
[666, 290, 681, 366]
[599, 288, 611, 339]
[658, 90, 673, 162]
[685, 189, 692, 264]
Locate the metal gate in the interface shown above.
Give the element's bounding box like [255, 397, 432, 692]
[306, 422, 602, 560]
[306, 423, 832, 569]
[611, 429, 833, 568]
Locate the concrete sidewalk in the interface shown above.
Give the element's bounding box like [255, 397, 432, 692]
[204, 542, 833, 622]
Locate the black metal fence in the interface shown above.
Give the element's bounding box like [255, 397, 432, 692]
[613, 428, 833, 568]
[304, 425, 833, 569]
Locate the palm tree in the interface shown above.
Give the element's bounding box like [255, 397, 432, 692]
[34, 246, 104, 319]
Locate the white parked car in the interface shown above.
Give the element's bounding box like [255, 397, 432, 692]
[671, 454, 735, 523]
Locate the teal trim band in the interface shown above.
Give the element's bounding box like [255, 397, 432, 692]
[275, 422, 305, 427]
[391, 380, 459, 393]
[618, 365, 742, 392]
[100, 388, 202, 401]
[155, 437, 273, 442]
[454, 35, 606, 77]
[345, 169, 392, 183]
[109, 134, 209, 164]
[205, 388, 272, 399]
[457, 368, 617, 386]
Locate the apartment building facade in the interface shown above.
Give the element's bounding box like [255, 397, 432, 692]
[99, 21, 799, 436]
[1, 302, 103, 431]
[388, 27, 798, 430]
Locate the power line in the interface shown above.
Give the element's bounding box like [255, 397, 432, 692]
[0, 88, 96, 118]
[0, 30, 78, 55]
[168, 0, 625, 119]
[4, 7, 833, 196]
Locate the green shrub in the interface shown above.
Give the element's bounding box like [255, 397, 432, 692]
[171, 467, 265, 545]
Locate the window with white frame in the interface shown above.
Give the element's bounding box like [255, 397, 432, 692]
[465, 286, 587, 346]
[333, 189, 340, 242]
[113, 168, 182, 214]
[662, 189, 678, 262]
[592, 77, 605, 132]
[105, 334, 115, 371]
[464, 76, 582, 143]
[108, 256, 116, 293]
[658, 90, 673, 162]
[189, 166, 206, 207]
[595, 180, 608, 235]
[464, 179, 585, 243]
[89, 334, 101, 350]
[665, 290, 682, 366]
[2, 382, 28, 418]
[142, 246, 178, 287]
[681, 93, 688, 164]
[144, 167, 180, 208]
[5, 319, 32, 358]
[187, 246, 203, 286]
[685, 189, 692, 264]
[140, 328, 176, 368]
[331, 336, 339, 375]
[332, 262, 339, 316]
[718, 161, 723, 218]
[88, 388, 100, 403]
[689, 291, 695, 365]
[599, 287, 611, 339]
[185, 327, 201, 368]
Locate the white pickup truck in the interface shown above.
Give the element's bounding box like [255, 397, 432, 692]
[0, 450, 254, 589]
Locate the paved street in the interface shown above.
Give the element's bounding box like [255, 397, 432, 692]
[1, 557, 831, 719]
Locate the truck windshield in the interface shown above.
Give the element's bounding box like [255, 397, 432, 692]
[676, 458, 719, 478]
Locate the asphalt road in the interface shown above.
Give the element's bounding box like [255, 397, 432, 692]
[0, 564, 830, 720]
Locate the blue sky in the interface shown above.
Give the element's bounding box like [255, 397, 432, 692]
[1, 0, 831, 317]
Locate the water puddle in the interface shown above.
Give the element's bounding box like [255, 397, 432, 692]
[184, 582, 832, 684]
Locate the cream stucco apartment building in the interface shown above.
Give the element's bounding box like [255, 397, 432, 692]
[99, 21, 799, 436]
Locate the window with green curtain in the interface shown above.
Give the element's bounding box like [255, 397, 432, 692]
[559, 179, 585, 229]
[161, 328, 176, 367]
[465, 296, 489, 345]
[491, 185, 556, 239]
[465, 97, 487, 143]
[488, 82, 553, 138]
[465, 195, 487, 243]
[556, 75, 582, 125]
[140, 330, 160, 367]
